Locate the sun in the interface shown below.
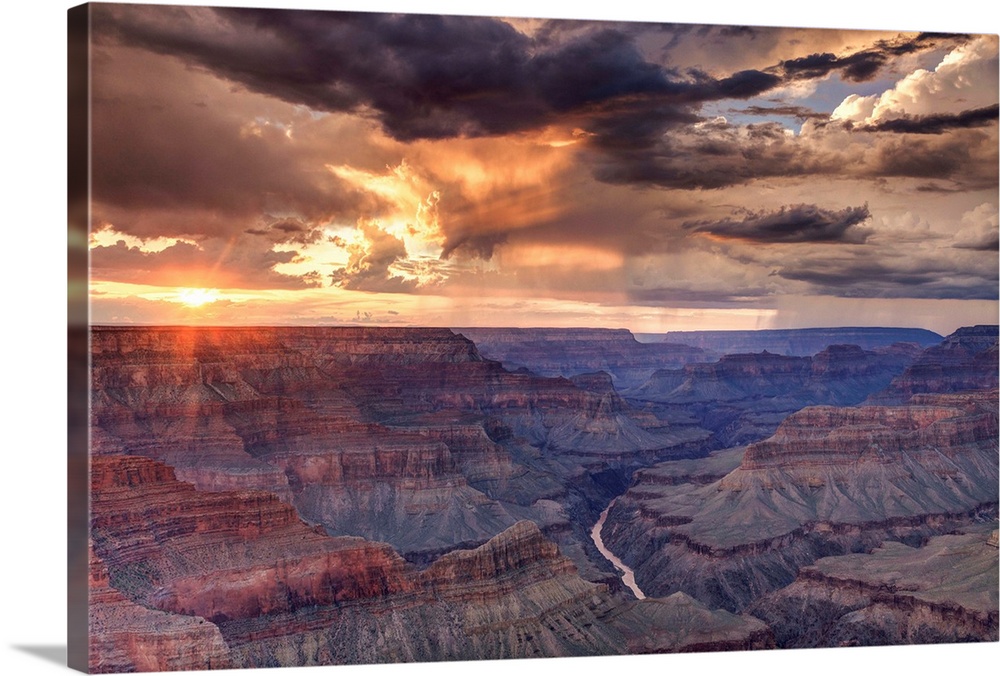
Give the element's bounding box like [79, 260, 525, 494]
[175, 288, 220, 307]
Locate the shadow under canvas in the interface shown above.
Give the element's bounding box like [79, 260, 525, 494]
[12, 645, 68, 667]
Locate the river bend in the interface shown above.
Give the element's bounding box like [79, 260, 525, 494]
[590, 501, 646, 600]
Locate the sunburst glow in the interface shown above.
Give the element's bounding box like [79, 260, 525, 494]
[82, 6, 999, 336]
[175, 288, 220, 307]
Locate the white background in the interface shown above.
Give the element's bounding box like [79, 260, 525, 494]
[2, 1, 998, 675]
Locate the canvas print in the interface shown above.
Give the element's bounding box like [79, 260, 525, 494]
[68, 2, 999, 673]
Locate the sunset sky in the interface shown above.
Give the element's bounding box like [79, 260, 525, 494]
[85, 2, 999, 334]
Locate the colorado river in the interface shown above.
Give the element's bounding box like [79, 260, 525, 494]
[590, 502, 646, 600]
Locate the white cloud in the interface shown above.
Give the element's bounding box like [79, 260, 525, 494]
[832, 35, 999, 124]
[871, 211, 934, 243]
[953, 202, 999, 250]
[829, 93, 877, 123]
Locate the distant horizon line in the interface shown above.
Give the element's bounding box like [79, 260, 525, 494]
[82, 323, 991, 337]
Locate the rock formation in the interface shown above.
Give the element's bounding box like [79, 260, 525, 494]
[89, 454, 615, 665]
[869, 325, 998, 403]
[90, 326, 706, 567]
[627, 343, 921, 446]
[601, 390, 999, 611]
[455, 327, 710, 389]
[609, 592, 775, 653]
[85, 324, 999, 667]
[88, 544, 232, 673]
[749, 526, 999, 646]
[89, 453, 777, 669]
[654, 327, 942, 356]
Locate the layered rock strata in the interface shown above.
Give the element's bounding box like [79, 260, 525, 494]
[608, 592, 775, 653]
[224, 520, 625, 666]
[88, 545, 232, 673]
[89, 325, 722, 629]
[749, 527, 999, 646]
[655, 327, 942, 356]
[89, 455, 773, 669]
[89, 455, 615, 666]
[627, 343, 920, 446]
[90, 455, 413, 622]
[91, 327, 309, 501]
[87, 324, 996, 665]
[601, 390, 999, 611]
[90, 326, 702, 564]
[455, 327, 710, 389]
[869, 325, 998, 403]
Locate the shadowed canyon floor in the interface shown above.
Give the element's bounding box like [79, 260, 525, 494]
[86, 325, 999, 671]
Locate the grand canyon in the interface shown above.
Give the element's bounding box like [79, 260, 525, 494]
[84, 324, 999, 671]
[63, 4, 1000, 674]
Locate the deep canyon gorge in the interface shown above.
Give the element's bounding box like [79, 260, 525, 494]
[83, 324, 998, 671]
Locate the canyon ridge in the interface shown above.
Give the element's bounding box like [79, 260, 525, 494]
[83, 325, 998, 671]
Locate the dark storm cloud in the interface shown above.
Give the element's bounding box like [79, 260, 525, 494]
[953, 235, 1000, 252]
[719, 26, 758, 39]
[685, 204, 871, 243]
[626, 287, 772, 305]
[92, 6, 995, 200]
[94, 6, 545, 139]
[245, 218, 325, 245]
[90, 4, 803, 198]
[590, 113, 998, 191]
[710, 70, 783, 99]
[273, 220, 307, 234]
[584, 105, 701, 151]
[781, 51, 884, 82]
[773, 246, 998, 300]
[107, 6, 981, 197]
[779, 32, 966, 82]
[852, 104, 999, 134]
[531, 29, 673, 112]
[779, 263, 933, 288]
[89, 43, 383, 241]
[869, 129, 997, 187]
[92, 83, 353, 219]
[440, 232, 509, 260]
[93, 5, 782, 144]
[732, 105, 827, 120]
[589, 120, 803, 189]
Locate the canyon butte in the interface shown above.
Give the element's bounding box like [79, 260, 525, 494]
[81, 324, 998, 671]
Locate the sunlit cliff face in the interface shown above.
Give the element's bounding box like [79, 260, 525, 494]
[86, 6, 998, 334]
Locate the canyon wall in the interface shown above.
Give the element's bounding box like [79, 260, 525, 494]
[86, 324, 998, 668]
[749, 528, 998, 647]
[88, 453, 769, 669]
[653, 327, 942, 356]
[90, 326, 707, 568]
[456, 327, 710, 389]
[601, 328, 998, 615]
[626, 342, 921, 446]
